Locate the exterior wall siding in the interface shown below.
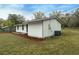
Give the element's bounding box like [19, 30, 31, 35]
[43, 19, 61, 38]
[16, 25, 27, 34]
[28, 22, 43, 38]
[15, 19, 61, 38]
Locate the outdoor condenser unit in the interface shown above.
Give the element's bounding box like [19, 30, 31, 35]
[54, 31, 61, 36]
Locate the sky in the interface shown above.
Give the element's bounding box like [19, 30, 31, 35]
[0, 4, 79, 20]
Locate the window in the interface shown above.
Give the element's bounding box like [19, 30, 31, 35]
[26, 25, 28, 32]
[48, 24, 51, 30]
[22, 25, 24, 30]
[17, 26, 19, 30]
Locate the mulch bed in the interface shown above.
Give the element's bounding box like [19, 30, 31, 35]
[12, 32, 44, 41]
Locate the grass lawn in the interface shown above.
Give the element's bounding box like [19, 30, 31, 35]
[0, 28, 79, 55]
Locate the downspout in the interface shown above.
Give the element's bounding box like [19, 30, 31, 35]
[42, 20, 44, 39]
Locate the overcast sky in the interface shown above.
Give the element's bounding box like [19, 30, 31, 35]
[0, 4, 79, 20]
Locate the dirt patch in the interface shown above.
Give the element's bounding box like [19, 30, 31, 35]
[11, 32, 44, 41]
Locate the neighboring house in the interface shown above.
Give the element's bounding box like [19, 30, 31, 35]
[0, 28, 5, 32]
[15, 17, 61, 39]
[2, 26, 12, 32]
[0, 26, 10, 32]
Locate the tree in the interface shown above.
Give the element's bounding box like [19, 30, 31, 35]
[17, 15, 25, 24]
[49, 11, 65, 27]
[8, 14, 25, 25]
[33, 11, 46, 19]
[3, 20, 13, 27]
[72, 8, 79, 27]
[0, 18, 4, 27]
[7, 14, 25, 32]
[49, 11, 62, 18]
[63, 13, 71, 27]
[73, 8, 79, 18]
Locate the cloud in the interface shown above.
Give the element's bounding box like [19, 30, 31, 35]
[28, 4, 79, 16]
[30, 4, 79, 13]
[0, 4, 79, 20]
[0, 4, 35, 20]
[0, 4, 26, 19]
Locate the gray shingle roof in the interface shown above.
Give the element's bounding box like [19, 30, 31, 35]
[15, 17, 62, 26]
[28, 17, 56, 23]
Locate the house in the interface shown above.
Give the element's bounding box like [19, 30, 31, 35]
[15, 17, 61, 39]
[0, 26, 10, 32]
[0, 28, 5, 32]
[15, 22, 28, 34]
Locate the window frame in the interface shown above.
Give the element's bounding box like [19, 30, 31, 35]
[17, 25, 19, 30]
[26, 24, 28, 32]
[22, 25, 24, 30]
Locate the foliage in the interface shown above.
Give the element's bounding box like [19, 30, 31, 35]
[49, 11, 66, 27]
[72, 8, 79, 27]
[49, 11, 62, 18]
[33, 11, 46, 19]
[3, 20, 13, 27]
[49, 8, 79, 27]
[0, 18, 5, 27]
[8, 14, 25, 25]
[0, 14, 26, 32]
[0, 8, 79, 30]
[7, 14, 25, 32]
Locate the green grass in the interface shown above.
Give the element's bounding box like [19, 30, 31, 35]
[0, 28, 79, 55]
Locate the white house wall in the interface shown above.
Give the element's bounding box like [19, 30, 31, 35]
[16, 25, 27, 34]
[28, 22, 43, 38]
[43, 19, 61, 38]
[51, 19, 61, 31]
[15, 19, 61, 38]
